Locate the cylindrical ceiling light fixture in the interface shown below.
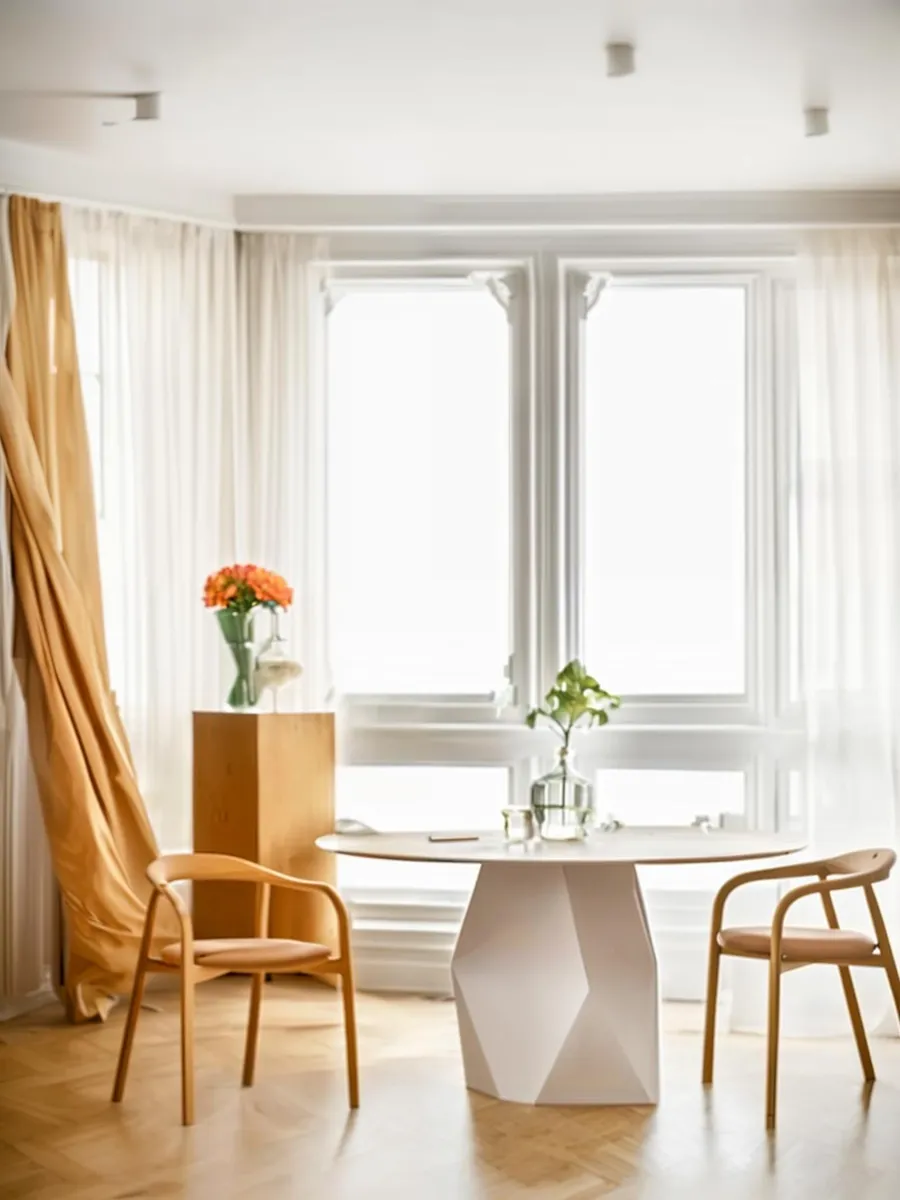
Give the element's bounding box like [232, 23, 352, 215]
[804, 106, 829, 137]
[134, 92, 162, 121]
[605, 42, 635, 78]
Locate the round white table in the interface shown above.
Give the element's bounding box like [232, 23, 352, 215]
[317, 828, 806, 1107]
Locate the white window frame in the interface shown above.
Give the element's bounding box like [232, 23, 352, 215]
[558, 258, 802, 832]
[319, 249, 805, 999]
[324, 254, 804, 809]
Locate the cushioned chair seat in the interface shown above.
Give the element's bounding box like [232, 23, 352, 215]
[718, 925, 877, 961]
[159, 937, 332, 971]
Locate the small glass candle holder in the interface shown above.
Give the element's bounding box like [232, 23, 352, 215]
[502, 805, 535, 844]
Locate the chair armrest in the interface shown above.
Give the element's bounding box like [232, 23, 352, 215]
[269, 876, 353, 965]
[771, 871, 872, 937]
[148, 857, 354, 967]
[709, 857, 829, 936]
[149, 882, 195, 967]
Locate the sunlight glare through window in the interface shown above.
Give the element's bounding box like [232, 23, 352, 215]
[584, 284, 746, 695]
[328, 286, 510, 694]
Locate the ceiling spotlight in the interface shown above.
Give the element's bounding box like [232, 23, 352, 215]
[134, 92, 161, 121]
[605, 42, 635, 78]
[101, 91, 162, 126]
[804, 106, 829, 137]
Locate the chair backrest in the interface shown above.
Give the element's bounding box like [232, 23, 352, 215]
[822, 848, 896, 885]
[147, 852, 284, 888]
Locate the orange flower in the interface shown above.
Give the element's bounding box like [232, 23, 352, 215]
[202, 564, 293, 613]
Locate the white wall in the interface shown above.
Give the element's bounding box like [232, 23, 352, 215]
[0, 138, 234, 225]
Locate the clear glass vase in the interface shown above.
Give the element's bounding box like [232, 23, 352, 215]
[254, 607, 302, 711]
[217, 609, 257, 711]
[530, 747, 594, 841]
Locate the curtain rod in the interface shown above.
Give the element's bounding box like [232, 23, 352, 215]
[0, 184, 236, 231]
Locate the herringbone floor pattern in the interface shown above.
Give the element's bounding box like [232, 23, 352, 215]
[2, 977, 900, 1199]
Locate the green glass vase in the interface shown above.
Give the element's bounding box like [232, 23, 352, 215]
[217, 609, 257, 710]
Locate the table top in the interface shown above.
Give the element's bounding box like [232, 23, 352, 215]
[316, 829, 807, 866]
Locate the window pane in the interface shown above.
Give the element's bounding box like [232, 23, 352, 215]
[79, 373, 103, 511]
[786, 770, 805, 834]
[69, 257, 105, 511]
[787, 404, 802, 703]
[69, 258, 101, 375]
[595, 769, 746, 890]
[328, 286, 510, 694]
[584, 284, 746, 695]
[595, 768, 745, 827]
[335, 765, 508, 891]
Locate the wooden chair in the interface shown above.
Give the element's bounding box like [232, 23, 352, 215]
[702, 847, 900, 1129]
[111, 852, 359, 1125]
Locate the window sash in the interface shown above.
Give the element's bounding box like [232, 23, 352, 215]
[562, 265, 782, 718]
[323, 261, 534, 715]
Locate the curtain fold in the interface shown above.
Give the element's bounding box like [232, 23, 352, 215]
[1, 204, 329, 1020]
[60, 218, 330, 862]
[64, 208, 242, 856]
[237, 232, 332, 710]
[793, 229, 900, 1034]
[0, 196, 175, 1021]
[0, 195, 54, 1017]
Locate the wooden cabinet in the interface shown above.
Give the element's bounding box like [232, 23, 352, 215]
[192, 712, 337, 953]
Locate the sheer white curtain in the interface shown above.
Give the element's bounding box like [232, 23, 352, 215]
[64, 209, 242, 853]
[62, 213, 330, 854]
[237, 232, 331, 709]
[793, 229, 900, 1034]
[0, 196, 54, 1017]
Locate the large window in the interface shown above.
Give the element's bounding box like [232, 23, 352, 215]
[328, 279, 513, 697]
[326, 258, 797, 918]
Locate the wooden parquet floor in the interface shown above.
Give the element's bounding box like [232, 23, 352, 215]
[2, 977, 900, 1200]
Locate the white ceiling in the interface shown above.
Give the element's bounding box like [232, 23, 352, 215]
[0, 0, 899, 199]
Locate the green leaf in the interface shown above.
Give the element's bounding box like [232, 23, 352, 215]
[524, 661, 621, 734]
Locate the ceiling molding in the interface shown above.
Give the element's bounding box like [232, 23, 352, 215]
[234, 191, 900, 233]
[0, 137, 235, 227]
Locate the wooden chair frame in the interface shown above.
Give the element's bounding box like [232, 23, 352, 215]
[111, 853, 359, 1125]
[702, 848, 900, 1129]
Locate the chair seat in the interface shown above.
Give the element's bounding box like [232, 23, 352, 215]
[159, 937, 332, 971]
[718, 925, 877, 962]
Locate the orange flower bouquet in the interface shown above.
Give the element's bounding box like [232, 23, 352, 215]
[204, 564, 293, 709]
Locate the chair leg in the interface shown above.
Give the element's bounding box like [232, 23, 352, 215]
[180, 963, 196, 1126]
[882, 950, 900, 1024]
[875, 925, 900, 1025]
[837, 965, 875, 1081]
[765, 957, 782, 1130]
[242, 973, 265, 1088]
[111, 954, 150, 1103]
[340, 969, 360, 1109]
[863, 885, 900, 1026]
[701, 944, 721, 1085]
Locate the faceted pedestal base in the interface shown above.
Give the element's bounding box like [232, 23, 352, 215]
[451, 861, 660, 1105]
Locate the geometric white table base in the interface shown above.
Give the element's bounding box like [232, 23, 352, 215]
[453, 862, 659, 1105]
[317, 827, 805, 1108]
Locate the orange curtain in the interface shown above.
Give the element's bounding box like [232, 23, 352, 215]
[0, 196, 175, 1021]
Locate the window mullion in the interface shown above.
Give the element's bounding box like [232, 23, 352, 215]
[535, 252, 565, 698]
